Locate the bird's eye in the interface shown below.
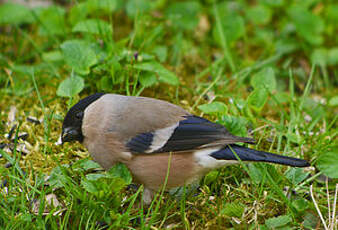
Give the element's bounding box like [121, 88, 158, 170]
[75, 111, 84, 120]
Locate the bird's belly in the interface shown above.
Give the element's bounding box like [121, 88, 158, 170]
[126, 152, 204, 191]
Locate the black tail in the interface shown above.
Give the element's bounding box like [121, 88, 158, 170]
[210, 144, 310, 167]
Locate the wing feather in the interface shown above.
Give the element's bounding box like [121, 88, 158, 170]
[126, 115, 255, 154]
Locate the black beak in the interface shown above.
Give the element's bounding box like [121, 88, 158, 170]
[62, 127, 81, 143]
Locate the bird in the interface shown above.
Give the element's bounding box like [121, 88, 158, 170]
[61, 93, 310, 204]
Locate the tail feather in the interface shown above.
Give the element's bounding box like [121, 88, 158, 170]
[210, 144, 310, 167]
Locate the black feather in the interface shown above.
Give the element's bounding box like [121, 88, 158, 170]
[210, 144, 310, 167]
[126, 132, 154, 153]
[157, 115, 245, 153]
[62, 93, 105, 143]
[127, 115, 254, 154]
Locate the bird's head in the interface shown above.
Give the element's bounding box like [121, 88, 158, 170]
[61, 93, 105, 144]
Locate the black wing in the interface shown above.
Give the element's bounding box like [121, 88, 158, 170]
[126, 115, 255, 154]
[125, 132, 154, 153]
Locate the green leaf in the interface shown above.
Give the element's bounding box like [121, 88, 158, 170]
[265, 215, 292, 228]
[139, 53, 155, 61]
[139, 72, 158, 87]
[284, 132, 302, 144]
[72, 159, 102, 171]
[12, 65, 34, 75]
[42, 50, 63, 62]
[126, 0, 151, 18]
[221, 202, 244, 218]
[292, 198, 309, 213]
[86, 0, 119, 13]
[48, 165, 70, 189]
[107, 163, 132, 184]
[19, 213, 32, 222]
[86, 173, 106, 181]
[152, 46, 168, 63]
[198, 102, 228, 114]
[60, 40, 98, 75]
[247, 88, 268, 111]
[2, 70, 32, 96]
[275, 38, 298, 54]
[133, 62, 179, 85]
[69, 3, 89, 26]
[81, 178, 98, 193]
[218, 115, 249, 137]
[250, 67, 276, 92]
[72, 19, 112, 37]
[303, 211, 319, 229]
[274, 92, 291, 104]
[311, 47, 338, 67]
[254, 28, 274, 45]
[328, 47, 338, 65]
[316, 150, 338, 178]
[248, 164, 264, 184]
[247, 5, 272, 25]
[56, 74, 84, 98]
[326, 4, 338, 22]
[203, 171, 219, 185]
[259, 0, 284, 7]
[328, 96, 338, 107]
[284, 168, 309, 185]
[37, 6, 66, 36]
[288, 6, 324, 45]
[311, 48, 328, 66]
[97, 76, 113, 91]
[109, 58, 122, 84]
[213, 14, 245, 46]
[165, 1, 201, 31]
[0, 3, 34, 25]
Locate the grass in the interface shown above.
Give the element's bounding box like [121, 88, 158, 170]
[0, 0, 337, 229]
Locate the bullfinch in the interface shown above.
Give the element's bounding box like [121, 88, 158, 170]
[61, 93, 310, 204]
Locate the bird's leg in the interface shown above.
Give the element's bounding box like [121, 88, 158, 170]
[143, 187, 154, 205]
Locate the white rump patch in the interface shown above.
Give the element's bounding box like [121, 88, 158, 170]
[194, 148, 238, 169]
[55, 135, 62, 146]
[146, 123, 178, 153]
